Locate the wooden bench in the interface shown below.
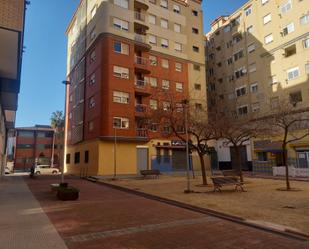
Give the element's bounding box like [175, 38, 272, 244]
[211, 176, 245, 192]
[140, 169, 160, 178]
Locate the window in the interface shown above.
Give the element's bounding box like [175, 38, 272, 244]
[282, 22, 295, 36]
[89, 73, 96, 85]
[290, 91, 302, 104]
[113, 66, 129, 79]
[74, 152, 80, 164]
[163, 101, 171, 111]
[90, 5, 97, 19]
[176, 103, 183, 112]
[247, 43, 255, 53]
[18, 131, 34, 137]
[257, 152, 267, 161]
[66, 154, 71, 164]
[249, 63, 257, 73]
[162, 80, 170, 89]
[271, 97, 279, 109]
[161, 38, 169, 48]
[90, 50, 96, 63]
[247, 25, 253, 33]
[149, 35, 157, 45]
[235, 67, 247, 78]
[284, 44, 296, 57]
[227, 57, 233, 65]
[149, 55, 157, 66]
[264, 33, 273, 44]
[160, 0, 168, 9]
[287, 67, 300, 80]
[252, 102, 260, 112]
[245, 6, 252, 16]
[233, 33, 242, 43]
[174, 23, 181, 33]
[161, 19, 168, 29]
[113, 117, 129, 129]
[303, 38, 309, 48]
[150, 99, 158, 110]
[176, 82, 183, 92]
[174, 42, 182, 52]
[192, 46, 199, 52]
[90, 28, 96, 41]
[149, 77, 158, 87]
[300, 14, 309, 25]
[194, 83, 201, 90]
[88, 121, 94, 131]
[16, 144, 33, 149]
[161, 59, 169, 68]
[263, 13, 271, 24]
[150, 123, 158, 132]
[226, 40, 233, 48]
[193, 64, 200, 71]
[149, 14, 156, 24]
[261, 0, 269, 5]
[89, 96, 95, 108]
[233, 50, 244, 61]
[80, 151, 87, 164]
[192, 27, 199, 34]
[250, 82, 258, 93]
[113, 18, 129, 31]
[192, 10, 198, 16]
[238, 105, 248, 116]
[173, 4, 180, 13]
[69, 112, 72, 119]
[224, 25, 231, 32]
[236, 86, 247, 97]
[175, 62, 182, 72]
[113, 41, 129, 55]
[114, 0, 128, 9]
[113, 91, 129, 104]
[280, 0, 292, 14]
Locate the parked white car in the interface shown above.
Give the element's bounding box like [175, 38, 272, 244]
[35, 165, 59, 175]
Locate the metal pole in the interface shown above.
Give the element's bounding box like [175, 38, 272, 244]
[184, 100, 191, 193]
[62, 81, 70, 183]
[51, 129, 55, 167]
[113, 126, 117, 179]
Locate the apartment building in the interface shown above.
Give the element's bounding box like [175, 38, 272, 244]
[13, 125, 63, 171]
[205, 0, 309, 171]
[0, 0, 26, 175]
[65, 0, 206, 176]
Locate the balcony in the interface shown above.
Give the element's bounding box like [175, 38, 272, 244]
[135, 104, 148, 118]
[134, 0, 149, 10]
[134, 34, 151, 51]
[136, 128, 148, 138]
[134, 55, 150, 74]
[135, 80, 151, 95]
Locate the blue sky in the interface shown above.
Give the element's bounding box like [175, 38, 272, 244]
[16, 0, 248, 127]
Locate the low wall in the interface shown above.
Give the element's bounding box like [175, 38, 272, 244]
[273, 166, 309, 177]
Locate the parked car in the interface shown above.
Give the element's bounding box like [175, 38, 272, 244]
[35, 165, 59, 175]
[4, 167, 10, 174]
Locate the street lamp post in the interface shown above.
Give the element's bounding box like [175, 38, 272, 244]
[62, 80, 71, 183]
[113, 124, 117, 179]
[182, 99, 191, 193]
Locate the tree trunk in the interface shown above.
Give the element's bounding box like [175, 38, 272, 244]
[235, 147, 244, 183]
[282, 143, 290, 190]
[198, 153, 208, 185]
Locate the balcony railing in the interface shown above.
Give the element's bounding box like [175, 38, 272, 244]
[135, 79, 147, 88]
[134, 11, 146, 22]
[134, 34, 147, 44]
[134, 55, 148, 66]
[135, 104, 147, 113]
[136, 128, 148, 137]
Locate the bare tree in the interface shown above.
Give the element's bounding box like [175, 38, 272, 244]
[150, 91, 216, 185]
[261, 100, 309, 190]
[214, 115, 260, 183]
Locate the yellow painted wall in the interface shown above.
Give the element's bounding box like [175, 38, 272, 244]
[66, 139, 100, 176]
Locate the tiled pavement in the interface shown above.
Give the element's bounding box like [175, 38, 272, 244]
[0, 176, 68, 249]
[24, 176, 309, 249]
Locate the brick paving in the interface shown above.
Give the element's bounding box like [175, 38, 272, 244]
[25, 176, 309, 249]
[0, 176, 68, 249]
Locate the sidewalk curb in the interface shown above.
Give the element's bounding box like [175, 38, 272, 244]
[86, 176, 309, 242]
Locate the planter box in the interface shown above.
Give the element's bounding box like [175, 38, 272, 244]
[57, 187, 79, 201]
